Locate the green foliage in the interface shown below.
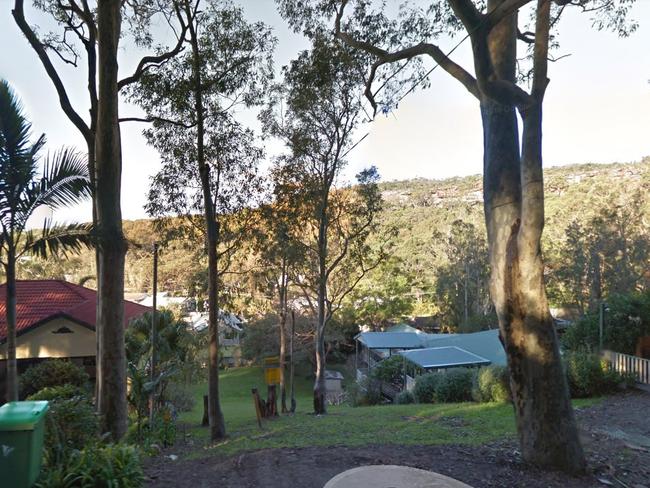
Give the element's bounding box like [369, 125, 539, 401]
[472, 365, 511, 403]
[562, 290, 650, 354]
[564, 351, 631, 398]
[20, 360, 89, 398]
[412, 372, 440, 403]
[434, 368, 476, 403]
[347, 378, 382, 407]
[413, 368, 476, 403]
[338, 258, 415, 328]
[27, 386, 97, 464]
[164, 382, 196, 413]
[371, 355, 404, 384]
[36, 444, 144, 488]
[395, 390, 415, 405]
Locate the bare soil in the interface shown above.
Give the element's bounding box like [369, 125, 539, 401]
[145, 391, 650, 488]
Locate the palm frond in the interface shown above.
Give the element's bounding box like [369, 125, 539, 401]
[24, 147, 91, 215]
[0, 79, 46, 228]
[24, 220, 95, 259]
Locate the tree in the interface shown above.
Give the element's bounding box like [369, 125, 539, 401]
[264, 39, 385, 414]
[13, 0, 187, 440]
[128, 0, 274, 440]
[548, 189, 650, 313]
[253, 198, 305, 413]
[278, 0, 637, 472]
[0, 80, 92, 401]
[337, 257, 414, 330]
[434, 220, 491, 329]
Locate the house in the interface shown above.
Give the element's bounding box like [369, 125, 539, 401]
[0, 280, 150, 400]
[186, 310, 245, 367]
[354, 327, 506, 388]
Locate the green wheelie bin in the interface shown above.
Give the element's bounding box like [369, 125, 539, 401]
[0, 401, 49, 488]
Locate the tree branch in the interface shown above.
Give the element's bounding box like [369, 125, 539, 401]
[13, 0, 92, 143]
[117, 3, 189, 91]
[334, 1, 480, 110]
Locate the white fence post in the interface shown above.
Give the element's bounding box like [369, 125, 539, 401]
[602, 349, 650, 384]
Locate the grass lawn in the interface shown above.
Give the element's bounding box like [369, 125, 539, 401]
[178, 367, 597, 458]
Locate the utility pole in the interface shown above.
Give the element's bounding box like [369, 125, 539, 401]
[150, 242, 159, 424]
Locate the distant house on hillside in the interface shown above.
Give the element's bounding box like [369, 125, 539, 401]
[186, 310, 245, 367]
[0, 280, 150, 402]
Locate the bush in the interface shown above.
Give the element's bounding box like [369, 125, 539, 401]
[395, 390, 415, 405]
[36, 444, 144, 488]
[413, 373, 440, 403]
[347, 377, 382, 407]
[413, 369, 476, 403]
[562, 291, 650, 355]
[163, 382, 196, 413]
[434, 368, 475, 403]
[472, 365, 511, 403]
[371, 355, 404, 384]
[565, 351, 628, 398]
[27, 386, 98, 460]
[20, 360, 89, 398]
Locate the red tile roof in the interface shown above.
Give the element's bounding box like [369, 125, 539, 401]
[0, 280, 151, 342]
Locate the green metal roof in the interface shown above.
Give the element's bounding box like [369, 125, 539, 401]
[399, 346, 491, 369]
[356, 332, 425, 349]
[423, 329, 506, 366]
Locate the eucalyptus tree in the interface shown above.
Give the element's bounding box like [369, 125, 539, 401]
[263, 39, 385, 414]
[277, 0, 638, 471]
[128, 0, 274, 440]
[12, 0, 187, 439]
[434, 220, 491, 329]
[0, 80, 92, 402]
[253, 196, 305, 413]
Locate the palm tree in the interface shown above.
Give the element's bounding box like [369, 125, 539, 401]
[0, 79, 93, 401]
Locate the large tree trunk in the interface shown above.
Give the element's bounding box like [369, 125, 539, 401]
[95, 0, 127, 441]
[480, 1, 585, 472]
[185, 1, 226, 440]
[313, 324, 327, 415]
[279, 265, 288, 413]
[4, 248, 18, 402]
[313, 191, 329, 415]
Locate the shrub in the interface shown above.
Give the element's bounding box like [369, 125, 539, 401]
[565, 351, 627, 398]
[395, 390, 415, 405]
[36, 444, 144, 488]
[434, 368, 475, 403]
[347, 378, 382, 407]
[27, 387, 98, 460]
[20, 360, 89, 398]
[371, 356, 404, 384]
[473, 365, 511, 403]
[413, 373, 440, 403]
[164, 382, 196, 413]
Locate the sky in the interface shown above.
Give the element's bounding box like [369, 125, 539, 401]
[0, 0, 648, 224]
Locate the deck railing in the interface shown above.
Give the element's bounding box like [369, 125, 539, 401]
[602, 350, 650, 385]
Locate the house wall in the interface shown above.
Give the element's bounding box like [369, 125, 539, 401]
[0, 318, 96, 360]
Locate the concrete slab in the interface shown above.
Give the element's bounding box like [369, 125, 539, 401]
[324, 465, 473, 488]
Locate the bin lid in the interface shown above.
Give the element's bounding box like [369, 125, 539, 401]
[0, 401, 49, 431]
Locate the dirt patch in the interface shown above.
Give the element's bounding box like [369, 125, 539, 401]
[145, 392, 650, 488]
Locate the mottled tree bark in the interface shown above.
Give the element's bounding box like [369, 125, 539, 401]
[313, 190, 330, 415]
[482, 0, 585, 473]
[95, 0, 128, 441]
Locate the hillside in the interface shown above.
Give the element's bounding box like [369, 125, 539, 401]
[11, 158, 650, 322]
